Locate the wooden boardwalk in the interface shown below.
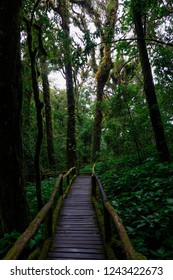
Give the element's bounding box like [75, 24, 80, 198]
[48, 175, 106, 260]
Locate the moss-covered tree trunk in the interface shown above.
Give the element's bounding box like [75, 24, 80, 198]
[91, 0, 118, 162]
[0, 0, 29, 233]
[40, 58, 55, 168]
[58, 0, 76, 168]
[132, 0, 170, 162]
[92, 48, 113, 162]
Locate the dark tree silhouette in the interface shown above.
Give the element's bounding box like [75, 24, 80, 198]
[132, 0, 170, 162]
[0, 0, 29, 233]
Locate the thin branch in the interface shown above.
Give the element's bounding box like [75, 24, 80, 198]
[160, 0, 173, 13]
[118, 56, 137, 73]
[34, 24, 47, 56]
[31, 0, 42, 24]
[102, 37, 173, 48]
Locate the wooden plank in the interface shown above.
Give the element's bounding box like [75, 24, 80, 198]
[60, 209, 94, 214]
[51, 242, 104, 248]
[48, 252, 106, 260]
[55, 233, 101, 237]
[57, 223, 98, 227]
[57, 228, 99, 232]
[55, 228, 100, 232]
[52, 239, 103, 245]
[50, 247, 105, 253]
[57, 220, 97, 223]
[57, 223, 99, 227]
[56, 229, 100, 233]
[57, 222, 97, 226]
[52, 236, 103, 243]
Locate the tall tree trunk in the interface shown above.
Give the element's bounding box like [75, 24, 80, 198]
[25, 19, 43, 209]
[0, 0, 29, 233]
[58, 0, 76, 168]
[66, 63, 76, 168]
[132, 0, 170, 162]
[92, 48, 113, 162]
[40, 58, 56, 168]
[91, 0, 118, 162]
[23, 89, 34, 176]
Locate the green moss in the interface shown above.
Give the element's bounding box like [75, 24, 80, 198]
[27, 247, 41, 260]
[92, 196, 116, 259]
[134, 252, 147, 260]
[38, 238, 52, 260]
[92, 196, 104, 236]
[53, 196, 63, 233]
[95, 48, 113, 81]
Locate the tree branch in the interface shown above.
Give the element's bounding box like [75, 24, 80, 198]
[160, 0, 173, 13]
[102, 37, 173, 48]
[34, 24, 47, 56]
[31, 0, 42, 24]
[124, 37, 173, 47]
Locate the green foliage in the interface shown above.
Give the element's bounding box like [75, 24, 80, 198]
[0, 231, 21, 259]
[80, 164, 93, 173]
[153, 45, 173, 88]
[26, 177, 56, 218]
[83, 29, 96, 56]
[97, 157, 173, 259]
[0, 226, 45, 259]
[101, 81, 153, 161]
[50, 89, 67, 170]
[0, 178, 56, 259]
[28, 224, 44, 250]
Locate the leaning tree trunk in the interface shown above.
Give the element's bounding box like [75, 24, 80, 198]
[132, 0, 170, 162]
[58, 0, 76, 168]
[40, 58, 56, 168]
[25, 19, 43, 210]
[0, 0, 29, 233]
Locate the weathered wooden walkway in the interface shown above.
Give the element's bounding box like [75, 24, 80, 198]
[4, 168, 138, 260]
[47, 175, 106, 260]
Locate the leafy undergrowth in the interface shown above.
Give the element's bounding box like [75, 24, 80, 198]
[0, 177, 56, 259]
[96, 157, 173, 259]
[0, 230, 21, 259]
[26, 177, 56, 219]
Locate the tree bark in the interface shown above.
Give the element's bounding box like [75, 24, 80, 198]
[25, 19, 43, 209]
[91, 0, 118, 162]
[58, 0, 76, 168]
[40, 58, 56, 168]
[92, 48, 113, 162]
[132, 0, 170, 162]
[0, 0, 29, 233]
